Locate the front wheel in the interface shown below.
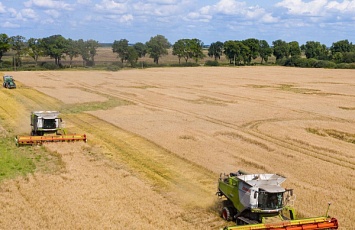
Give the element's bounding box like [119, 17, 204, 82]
[221, 206, 233, 221]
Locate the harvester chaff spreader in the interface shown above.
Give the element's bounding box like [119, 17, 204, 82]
[15, 111, 87, 146]
[216, 170, 338, 230]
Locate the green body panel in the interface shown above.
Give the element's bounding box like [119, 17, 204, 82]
[219, 178, 245, 212]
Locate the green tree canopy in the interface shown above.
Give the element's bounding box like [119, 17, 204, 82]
[189, 38, 205, 63]
[172, 39, 186, 64]
[127, 46, 139, 67]
[259, 40, 272, 64]
[66, 39, 80, 67]
[28, 38, 45, 66]
[208, 41, 224, 61]
[289, 41, 301, 57]
[112, 39, 129, 63]
[133, 42, 147, 58]
[273, 39, 289, 61]
[42, 35, 68, 66]
[0, 33, 11, 62]
[243, 38, 259, 64]
[77, 39, 99, 66]
[224, 40, 249, 65]
[146, 35, 170, 64]
[10, 35, 27, 67]
[302, 41, 328, 59]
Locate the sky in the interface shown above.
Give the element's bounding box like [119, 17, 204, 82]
[0, 0, 354, 46]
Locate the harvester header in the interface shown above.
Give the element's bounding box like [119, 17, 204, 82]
[16, 111, 87, 146]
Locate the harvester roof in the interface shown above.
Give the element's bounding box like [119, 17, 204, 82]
[237, 173, 286, 192]
[32, 111, 60, 119]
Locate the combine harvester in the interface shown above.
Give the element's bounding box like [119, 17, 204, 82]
[16, 111, 87, 146]
[216, 170, 338, 230]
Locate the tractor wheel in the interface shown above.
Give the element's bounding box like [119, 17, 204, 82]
[221, 206, 233, 221]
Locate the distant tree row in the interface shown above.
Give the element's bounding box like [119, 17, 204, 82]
[0, 33, 354, 69]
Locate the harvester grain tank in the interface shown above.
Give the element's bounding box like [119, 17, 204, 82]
[15, 111, 87, 146]
[216, 170, 338, 230]
[2, 75, 16, 89]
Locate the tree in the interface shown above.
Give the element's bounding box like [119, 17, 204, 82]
[208, 41, 223, 61]
[259, 40, 272, 64]
[189, 38, 204, 63]
[112, 39, 129, 63]
[0, 33, 11, 62]
[10, 35, 27, 67]
[272, 39, 289, 61]
[66, 39, 80, 68]
[330, 39, 353, 54]
[223, 40, 249, 65]
[133, 42, 147, 58]
[87, 39, 99, 66]
[289, 41, 301, 57]
[302, 41, 328, 59]
[243, 38, 259, 64]
[127, 46, 139, 67]
[172, 39, 186, 64]
[77, 39, 99, 66]
[330, 40, 353, 62]
[146, 35, 170, 64]
[42, 35, 68, 66]
[28, 38, 44, 66]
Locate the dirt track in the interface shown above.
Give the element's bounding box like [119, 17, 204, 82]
[0, 67, 354, 229]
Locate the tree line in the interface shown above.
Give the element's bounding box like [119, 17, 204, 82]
[0, 33, 354, 69]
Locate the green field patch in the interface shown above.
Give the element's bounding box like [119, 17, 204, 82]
[0, 137, 65, 182]
[278, 84, 321, 94]
[306, 128, 355, 144]
[185, 96, 234, 106]
[61, 96, 133, 114]
[246, 84, 271, 88]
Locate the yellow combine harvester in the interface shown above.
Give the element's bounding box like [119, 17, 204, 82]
[15, 111, 87, 146]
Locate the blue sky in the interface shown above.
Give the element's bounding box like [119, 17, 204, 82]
[0, 0, 354, 46]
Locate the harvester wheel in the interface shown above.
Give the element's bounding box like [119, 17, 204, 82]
[221, 207, 233, 221]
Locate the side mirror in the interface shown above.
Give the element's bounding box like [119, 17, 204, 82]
[254, 191, 258, 199]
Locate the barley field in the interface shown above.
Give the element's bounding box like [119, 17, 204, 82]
[0, 66, 354, 229]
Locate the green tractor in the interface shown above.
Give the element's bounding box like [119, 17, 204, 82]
[3, 75, 16, 89]
[216, 170, 338, 230]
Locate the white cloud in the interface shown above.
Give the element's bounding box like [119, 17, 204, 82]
[44, 9, 61, 18]
[276, 0, 327, 16]
[261, 13, 279, 23]
[214, 0, 247, 15]
[0, 2, 6, 13]
[77, 0, 92, 4]
[95, 0, 128, 14]
[119, 14, 133, 23]
[188, 0, 277, 24]
[2, 21, 20, 28]
[327, 0, 355, 12]
[21, 8, 37, 19]
[146, 0, 177, 4]
[24, 0, 73, 10]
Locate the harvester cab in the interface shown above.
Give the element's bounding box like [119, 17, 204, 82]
[15, 111, 87, 146]
[217, 170, 338, 230]
[30, 111, 64, 136]
[3, 75, 16, 89]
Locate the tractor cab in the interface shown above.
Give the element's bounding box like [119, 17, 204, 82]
[3, 75, 16, 89]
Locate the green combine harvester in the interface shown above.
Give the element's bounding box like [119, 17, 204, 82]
[2, 75, 16, 89]
[216, 170, 338, 230]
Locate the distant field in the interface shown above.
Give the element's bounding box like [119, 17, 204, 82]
[0, 66, 354, 229]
